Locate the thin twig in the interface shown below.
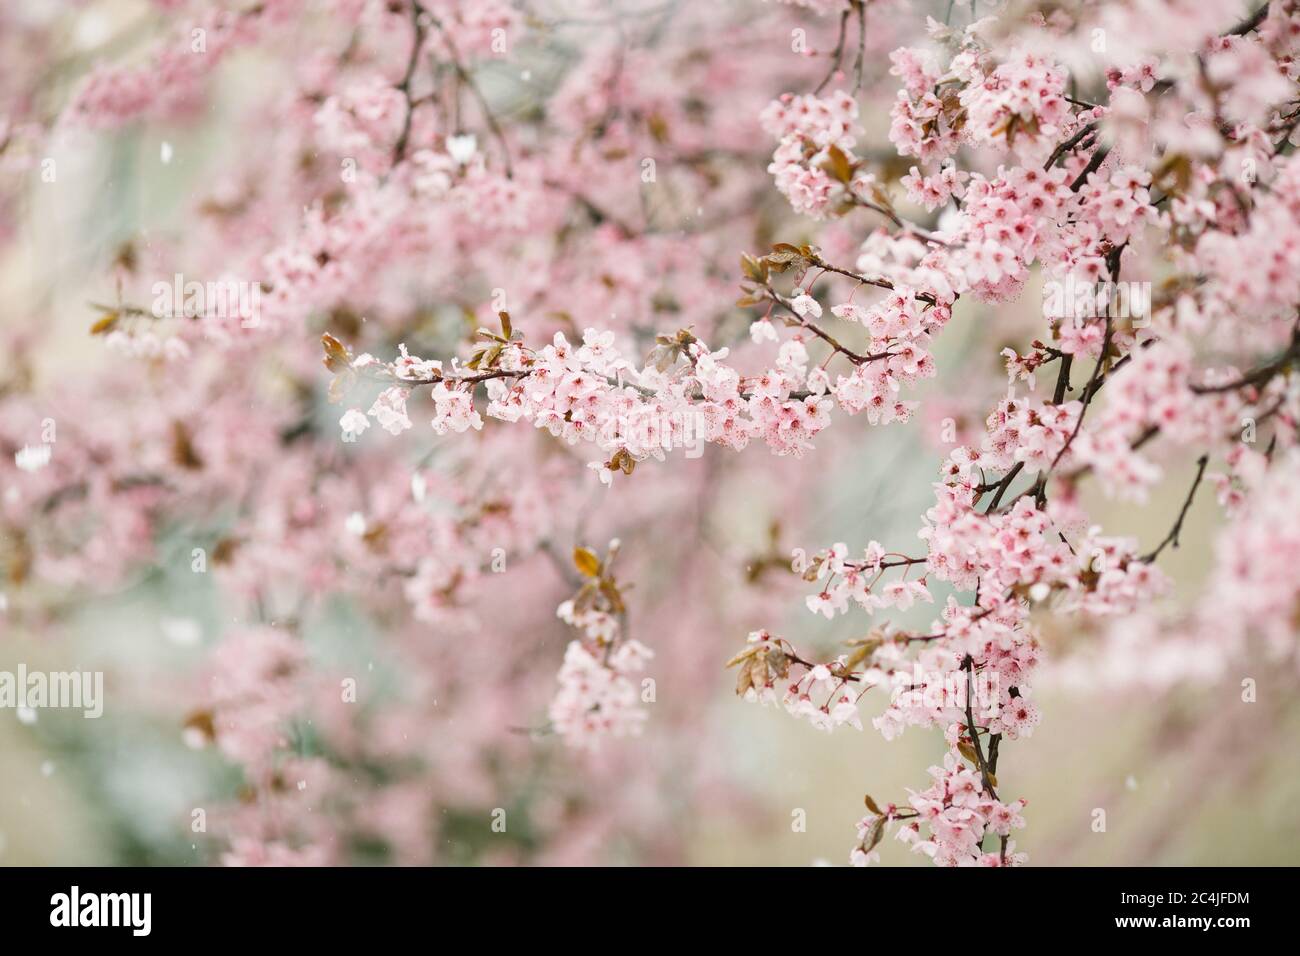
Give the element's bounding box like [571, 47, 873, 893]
[813, 8, 851, 95]
[1141, 455, 1208, 562]
[963, 656, 998, 800]
[392, 1, 428, 164]
[417, 1, 514, 177]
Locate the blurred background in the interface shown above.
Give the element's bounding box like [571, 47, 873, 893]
[1, 0, 1297, 866]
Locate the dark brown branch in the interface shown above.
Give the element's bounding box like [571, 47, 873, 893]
[1227, 2, 1270, 37]
[813, 8, 851, 95]
[417, 1, 514, 177]
[851, 0, 867, 91]
[1189, 331, 1300, 394]
[807, 253, 940, 306]
[1069, 144, 1110, 191]
[766, 290, 894, 366]
[962, 655, 998, 800]
[392, 1, 428, 164]
[1051, 354, 1074, 405]
[983, 461, 1024, 514]
[1142, 454, 1209, 562]
[1044, 123, 1098, 172]
[1048, 314, 1113, 475]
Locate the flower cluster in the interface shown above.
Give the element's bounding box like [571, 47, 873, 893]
[731, 630, 868, 732]
[550, 637, 654, 749]
[890, 754, 1028, 867]
[761, 90, 867, 218]
[547, 543, 655, 748]
[6, 0, 1300, 871]
[333, 323, 851, 482]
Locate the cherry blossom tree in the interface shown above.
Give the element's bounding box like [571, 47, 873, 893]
[2, 0, 1298, 866]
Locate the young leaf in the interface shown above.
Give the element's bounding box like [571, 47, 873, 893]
[573, 546, 602, 578]
[724, 646, 762, 668]
[957, 740, 981, 768]
[862, 815, 886, 853]
[823, 144, 854, 184]
[321, 333, 351, 372]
